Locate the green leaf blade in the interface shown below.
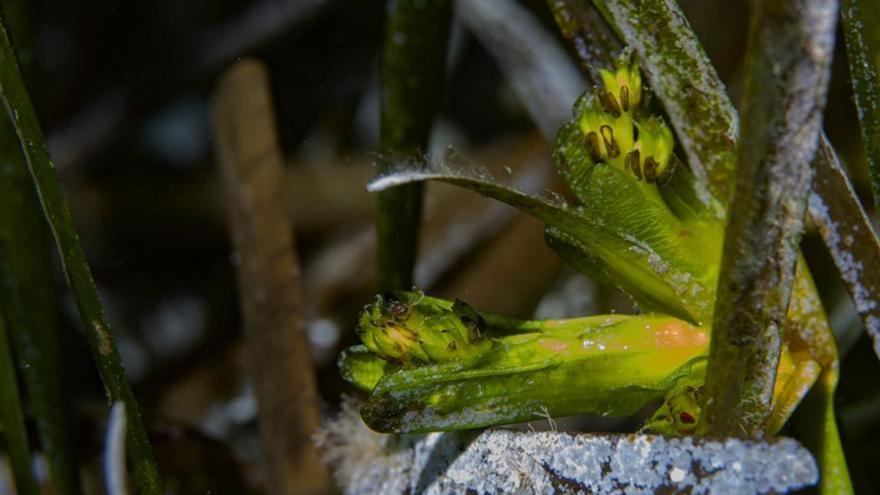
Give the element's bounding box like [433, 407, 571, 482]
[0, 18, 163, 495]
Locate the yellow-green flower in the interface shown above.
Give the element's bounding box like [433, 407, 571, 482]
[577, 97, 634, 168]
[598, 50, 642, 114]
[629, 117, 675, 184]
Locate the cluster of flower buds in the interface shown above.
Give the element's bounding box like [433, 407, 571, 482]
[577, 51, 676, 185]
[356, 291, 493, 366]
[642, 375, 705, 436]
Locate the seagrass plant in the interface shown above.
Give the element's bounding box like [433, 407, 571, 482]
[0, 0, 878, 493]
[340, 0, 880, 490]
[343, 52, 837, 440]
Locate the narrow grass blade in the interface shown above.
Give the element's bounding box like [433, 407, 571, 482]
[0, 126, 82, 495]
[810, 137, 880, 361]
[698, 0, 838, 437]
[377, 0, 452, 291]
[0, 10, 82, 494]
[369, 158, 584, 232]
[0, 309, 39, 495]
[794, 370, 853, 495]
[841, 0, 880, 208]
[0, 19, 163, 495]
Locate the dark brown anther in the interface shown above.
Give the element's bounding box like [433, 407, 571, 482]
[620, 86, 630, 112]
[460, 316, 486, 339]
[598, 91, 621, 117]
[388, 299, 409, 318]
[657, 158, 676, 185]
[625, 150, 642, 180]
[585, 132, 604, 161]
[600, 125, 620, 158]
[643, 157, 658, 183]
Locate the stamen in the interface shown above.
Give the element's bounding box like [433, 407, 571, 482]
[585, 132, 604, 161]
[625, 150, 642, 180]
[644, 157, 659, 183]
[598, 91, 621, 117]
[657, 158, 676, 184]
[600, 125, 620, 158]
[620, 86, 630, 112]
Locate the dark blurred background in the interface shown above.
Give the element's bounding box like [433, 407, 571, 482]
[2, 0, 879, 492]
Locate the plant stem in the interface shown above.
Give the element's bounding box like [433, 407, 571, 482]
[841, 0, 880, 209]
[699, 0, 838, 438]
[0, 18, 162, 494]
[794, 369, 854, 494]
[0, 308, 39, 495]
[377, 0, 452, 291]
[213, 58, 330, 494]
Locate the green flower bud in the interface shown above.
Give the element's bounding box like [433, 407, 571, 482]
[356, 291, 493, 366]
[641, 363, 705, 436]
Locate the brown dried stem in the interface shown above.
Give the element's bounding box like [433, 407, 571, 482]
[213, 59, 330, 494]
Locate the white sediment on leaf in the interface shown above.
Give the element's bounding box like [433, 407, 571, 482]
[368, 171, 443, 192]
[367, 148, 569, 207]
[809, 191, 880, 358]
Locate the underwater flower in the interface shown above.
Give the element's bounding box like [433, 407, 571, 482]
[574, 51, 674, 186]
[356, 291, 492, 366]
[629, 117, 676, 184]
[598, 50, 642, 114]
[577, 97, 634, 167]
